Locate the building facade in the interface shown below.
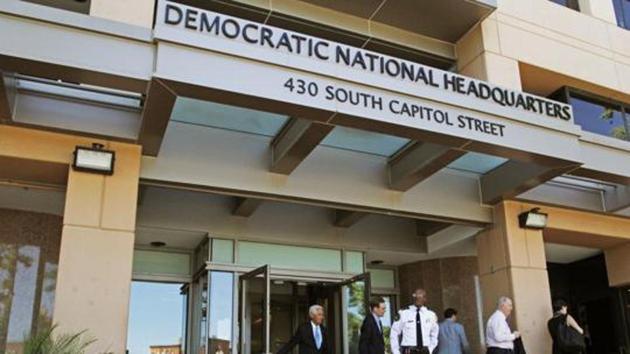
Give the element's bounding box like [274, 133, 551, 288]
[1, 0, 630, 353]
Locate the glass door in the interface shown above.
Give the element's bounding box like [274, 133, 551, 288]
[328, 273, 370, 354]
[239, 265, 271, 354]
[342, 273, 371, 354]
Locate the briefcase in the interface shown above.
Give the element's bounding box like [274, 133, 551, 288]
[514, 337, 526, 354]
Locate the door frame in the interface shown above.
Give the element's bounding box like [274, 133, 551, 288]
[336, 272, 371, 354]
[208, 263, 370, 354]
[239, 265, 271, 354]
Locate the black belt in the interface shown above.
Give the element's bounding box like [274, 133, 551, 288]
[486, 348, 514, 354]
[401, 346, 429, 354]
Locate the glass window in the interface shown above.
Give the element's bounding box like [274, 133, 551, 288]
[237, 241, 343, 272]
[613, 0, 630, 29]
[549, 0, 580, 10]
[20, 0, 90, 14]
[0, 209, 62, 354]
[368, 268, 396, 289]
[212, 239, 235, 264]
[448, 152, 508, 174]
[321, 126, 410, 157]
[344, 277, 368, 354]
[172, 98, 289, 137]
[344, 251, 365, 274]
[132, 250, 191, 276]
[380, 295, 396, 354]
[190, 274, 209, 354]
[126, 281, 187, 354]
[569, 94, 628, 140]
[208, 272, 234, 354]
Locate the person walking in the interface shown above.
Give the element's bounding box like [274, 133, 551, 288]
[437, 308, 470, 354]
[485, 296, 520, 354]
[548, 299, 584, 354]
[277, 305, 330, 354]
[390, 288, 439, 354]
[359, 297, 387, 354]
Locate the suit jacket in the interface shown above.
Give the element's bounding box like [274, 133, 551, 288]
[277, 322, 330, 354]
[359, 314, 385, 354]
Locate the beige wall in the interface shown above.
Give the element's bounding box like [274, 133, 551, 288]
[89, 0, 155, 28]
[459, 0, 630, 102]
[53, 141, 141, 354]
[476, 201, 552, 354]
[0, 126, 142, 354]
[604, 242, 630, 287]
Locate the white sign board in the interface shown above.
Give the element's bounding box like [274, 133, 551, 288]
[153, 0, 583, 162]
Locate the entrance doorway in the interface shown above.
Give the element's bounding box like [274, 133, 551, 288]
[238, 266, 371, 354]
[548, 255, 630, 354]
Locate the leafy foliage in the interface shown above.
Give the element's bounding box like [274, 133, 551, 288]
[22, 325, 96, 354]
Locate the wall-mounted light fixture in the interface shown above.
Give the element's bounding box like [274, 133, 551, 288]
[518, 207, 548, 230]
[72, 143, 115, 175]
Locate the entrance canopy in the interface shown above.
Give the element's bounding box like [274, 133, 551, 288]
[1, 0, 630, 227]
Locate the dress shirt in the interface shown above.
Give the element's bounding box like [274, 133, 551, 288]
[373, 313, 383, 333]
[390, 305, 439, 354]
[311, 322, 322, 349]
[485, 310, 515, 349]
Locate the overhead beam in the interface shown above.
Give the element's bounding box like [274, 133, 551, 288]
[416, 219, 451, 237]
[0, 72, 16, 122]
[481, 160, 578, 205]
[388, 141, 467, 191]
[603, 185, 630, 212]
[233, 197, 263, 217]
[270, 117, 334, 174]
[138, 78, 177, 156]
[334, 210, 368, 228]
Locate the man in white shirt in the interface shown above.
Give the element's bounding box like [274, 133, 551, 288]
[390, 288, 439, 354]
[485, 296, 520, 354]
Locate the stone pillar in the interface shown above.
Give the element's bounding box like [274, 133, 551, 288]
[53, 142, 141, 354]
[456, 14, 523, 90]
[604, 242, 630, 287]
[476, 201, 552, 354]
[578, 0, 618, 24]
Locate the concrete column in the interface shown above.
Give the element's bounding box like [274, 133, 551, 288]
[53, 142, 141, 354]
[578, 0, 618, 24]
[605, 242, 630, 287]
[456, 16, 522, 90]
[476, 201, 552, 354]
[90, 0, 155, 28]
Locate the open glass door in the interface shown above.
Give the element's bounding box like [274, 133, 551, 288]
[329, 273, 370, 354]
[239, 265, 271, 354]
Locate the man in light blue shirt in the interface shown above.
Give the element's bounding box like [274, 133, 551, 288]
[437, 308, 470, 354]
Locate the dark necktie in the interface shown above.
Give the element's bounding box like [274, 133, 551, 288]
[416, 308, 424, 348]
[378, 319, 383, 333]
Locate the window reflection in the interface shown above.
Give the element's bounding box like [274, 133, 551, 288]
[127, 281, 186, 354]
[569, 95, 627, 140]
[548, 0, 580, 10]
[0, 209, 61, 354]
[613, 0, 630, 29]
[379, 295, 396, 354]
[209, 272, 234, 354]
[344, 280, 367, 354]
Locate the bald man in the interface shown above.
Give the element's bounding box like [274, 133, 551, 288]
[390, 289, 439, 354]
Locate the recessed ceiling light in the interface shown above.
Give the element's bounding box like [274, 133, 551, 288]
[150, 241, 166, 248]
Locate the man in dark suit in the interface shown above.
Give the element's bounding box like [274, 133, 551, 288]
[277, 304, 330, 354]
[359, 297, 386, 354]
